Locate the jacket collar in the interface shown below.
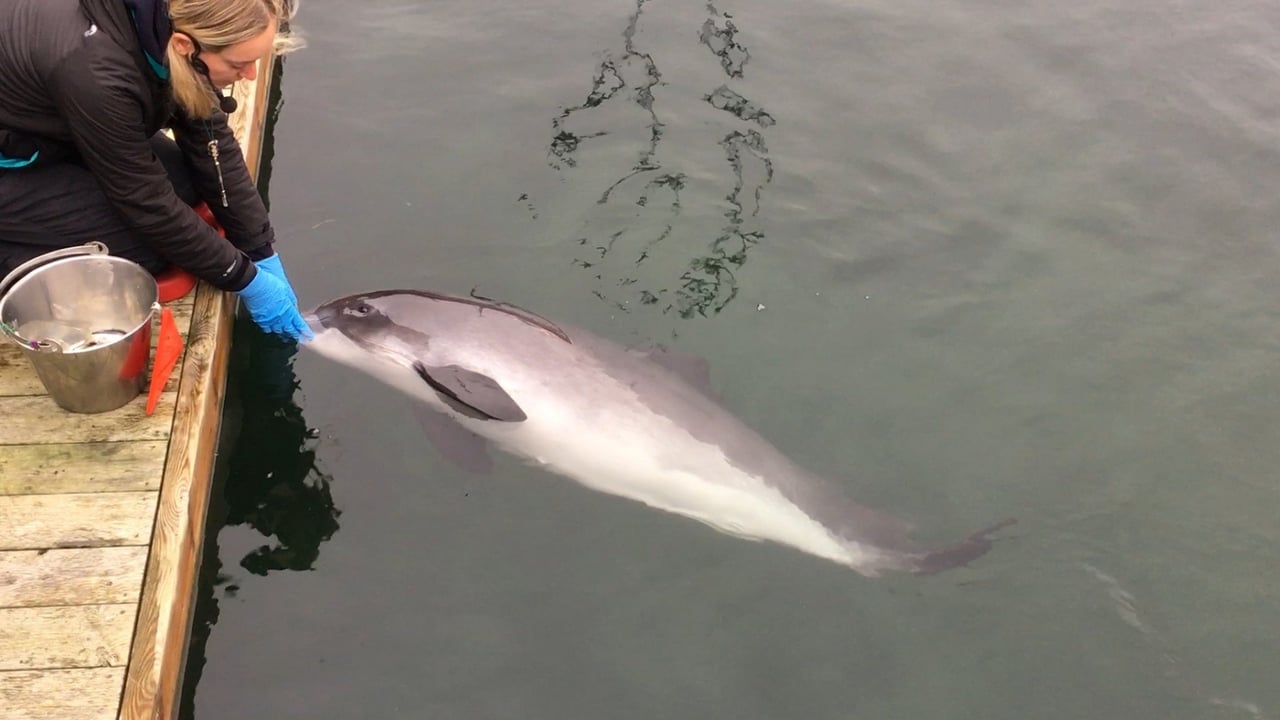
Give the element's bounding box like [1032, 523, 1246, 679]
[122, 0, 172, 79]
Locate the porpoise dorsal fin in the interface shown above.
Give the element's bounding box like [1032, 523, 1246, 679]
[413, 362, 527, 422]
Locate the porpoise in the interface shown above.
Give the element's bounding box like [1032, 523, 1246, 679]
[303, 289, 1014, 577]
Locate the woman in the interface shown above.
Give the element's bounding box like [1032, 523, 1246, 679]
[0, 0, 310, 340]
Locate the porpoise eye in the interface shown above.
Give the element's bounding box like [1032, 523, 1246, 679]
[345, 303, 374, 317]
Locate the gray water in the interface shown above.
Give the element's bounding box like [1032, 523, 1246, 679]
[185, 1, 1280, 718]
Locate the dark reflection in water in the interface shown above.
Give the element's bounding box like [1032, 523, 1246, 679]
[180, 320, 340, 719]
[180, 58, 341, 719]
[217, 329, 338, 577]
[550, 1, 774, 318]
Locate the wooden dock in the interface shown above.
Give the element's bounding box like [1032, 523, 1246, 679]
[0, 58, 276, 720]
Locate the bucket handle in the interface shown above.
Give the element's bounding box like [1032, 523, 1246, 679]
[0, 241, 109, 301]
[0, 242, 109, 346]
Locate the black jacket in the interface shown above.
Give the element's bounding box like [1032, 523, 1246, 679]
[0, 0, 273, 291]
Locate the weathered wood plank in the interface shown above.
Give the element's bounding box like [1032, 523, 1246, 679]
[0, 349, 187, 399]
[0, 303, 193, 398]
[120, 285, 235, 720]
[0, 394, 176, 445]
[0, 547, 148, 608]
[0, 667, 125, 720]
[0, 604, 135, 671]
[0, 441, 166, 496]
[0, 344, 38, 397]
[119, 59, 271, 720]
[230, 58, 274, 184]
[0, 493, 157, 551]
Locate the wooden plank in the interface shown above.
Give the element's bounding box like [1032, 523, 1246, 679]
[118, 287, 236, 720]
[0, 493, 157, 551]
[0, 667, 125, 720]
[0, 395, 175, 446]
[118, 55, 272, 720]
[0, 441, 166, 496]
[0, 367, 186, 402]
[118, 282, 235, 719]
[231, 56, 275, 183]
[0, 343, 37, 397]
[0, 303, 193, 398]
[0, 604, 135, 671]
[0, 547, 148, 608]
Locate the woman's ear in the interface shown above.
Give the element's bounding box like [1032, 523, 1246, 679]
[169, 31, 196, 58]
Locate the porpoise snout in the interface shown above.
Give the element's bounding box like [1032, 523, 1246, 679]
[301, 305, 335, 339]
[303, 302, 340, 331]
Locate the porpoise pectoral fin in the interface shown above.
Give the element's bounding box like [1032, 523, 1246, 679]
[413, 362, 528, 422]
[411, 403, 495, 473]
[631, 344, 717, 399]
[910, 517, 1018, 576]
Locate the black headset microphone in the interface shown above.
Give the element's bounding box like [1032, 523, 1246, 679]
[217, 89, 238, 114]
[214, 85, 238, 114]
[189, 50, 238, 114]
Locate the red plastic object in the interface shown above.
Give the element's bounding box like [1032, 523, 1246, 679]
[156, 265, 198, 303]
[118, 320, 153, 381]
[145, 306, 185, 416]
[193, 201, 227, 237]
[153, 201, 226, 302]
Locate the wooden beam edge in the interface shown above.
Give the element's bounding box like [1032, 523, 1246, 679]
[118, 53, 277, 720]
[116, 282, 233, 720]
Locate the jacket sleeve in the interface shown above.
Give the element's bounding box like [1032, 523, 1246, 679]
[170, 107, 277, 261]
[45, 44, 257, 291]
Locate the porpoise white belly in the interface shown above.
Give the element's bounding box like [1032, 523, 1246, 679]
[453, 372, 879, 569]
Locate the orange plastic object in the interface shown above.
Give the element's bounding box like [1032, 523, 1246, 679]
[146, 306, 185, 416]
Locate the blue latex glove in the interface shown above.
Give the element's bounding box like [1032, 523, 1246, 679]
[253, 253, 298, 305]
[238, 268, 313, 341]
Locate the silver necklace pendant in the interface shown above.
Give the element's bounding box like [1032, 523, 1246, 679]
[207, 139, 229, 207]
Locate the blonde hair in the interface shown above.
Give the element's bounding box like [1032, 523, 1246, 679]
[166, 0, 305, 118]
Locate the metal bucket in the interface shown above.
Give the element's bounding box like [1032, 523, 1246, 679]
[0, 243, 160, 413]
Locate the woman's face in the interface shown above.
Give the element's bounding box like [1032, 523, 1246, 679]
[192, 20, 278, 88]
